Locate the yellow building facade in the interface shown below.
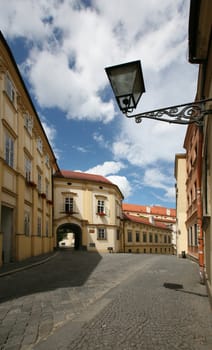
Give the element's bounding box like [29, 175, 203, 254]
[174, 154, 188, 257]
[123, 214, 173, 254]
[53, 170, 124, 253]
[0, 32, 59, 266]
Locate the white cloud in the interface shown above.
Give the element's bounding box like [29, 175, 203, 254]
[107, 175, 132, 198]
[1, 0, 197, 124]
[142, 167, 175, 202]
[86, 161, 125, 176]
[72, 145, 88, 153]
[85, 161, 131, 198]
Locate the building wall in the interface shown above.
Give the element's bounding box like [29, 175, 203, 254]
[0, 33, 58, 266]
[122, 204, 176, 251]
[188, 0, 212, 295]
[175, 154, 188, 257]
[183, 125, 200, 261]
[197, 21, 212, 298]
[53, 174, 123, 253]
[123, 218, 172, 254]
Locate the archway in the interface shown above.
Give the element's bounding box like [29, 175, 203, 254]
[56, 223, 82, 250]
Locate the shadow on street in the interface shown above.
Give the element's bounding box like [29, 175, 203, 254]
[0, 250, 102, 303]
[163, 282, 208, 298]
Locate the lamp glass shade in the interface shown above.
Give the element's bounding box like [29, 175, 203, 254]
[105, 60, 145, 113]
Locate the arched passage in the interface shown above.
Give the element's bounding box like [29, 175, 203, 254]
[56, 223, 82, 250]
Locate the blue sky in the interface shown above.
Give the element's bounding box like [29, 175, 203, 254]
[1, 0, 198, 207]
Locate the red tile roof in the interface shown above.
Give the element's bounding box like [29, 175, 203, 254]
[122, 203, 176, 217]
[123, 213, 171, 230]
[56, 170, 113, 185]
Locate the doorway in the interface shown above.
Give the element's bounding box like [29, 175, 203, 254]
[1, 206, 14, 263]
[57, 223, 82, 250]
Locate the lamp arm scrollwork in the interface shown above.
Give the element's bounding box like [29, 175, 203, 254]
[124, 99, 212, 126]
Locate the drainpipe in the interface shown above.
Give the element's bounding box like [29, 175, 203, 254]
[197, 57, 208, 284]
[197, 123, 204, 284]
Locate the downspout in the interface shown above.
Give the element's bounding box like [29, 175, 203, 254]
[197, 123, 204, 283]
[197, 60, 208, 284]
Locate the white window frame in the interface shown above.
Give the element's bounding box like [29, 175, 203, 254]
[97, 228, 107, 240]
[45, 180, 49, 199]
[37, 137, 43, 154]
[37, 172, 42, 193]
[65, 197, 74, 213]
[45, 154, 50, 167]
[97, 200, 105, 214]
[5, 132, 14, 167]
[24, 113, 33, 135]
[25, 156, 32, 181]
[24, 212, 30, 236]
[5, 73, 15, 104]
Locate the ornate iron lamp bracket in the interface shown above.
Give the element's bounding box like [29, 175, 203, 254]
[124, 99, 212, 126]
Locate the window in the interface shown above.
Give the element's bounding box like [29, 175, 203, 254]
[155, 234, 158, 243]
[65, 197, 73, 213]
[194, 224, 198, 246]
[24, 212, 30, 236]
[136, 231, 140, 242]
[97, 200, 105, 215]
[168, 236, 171, 244]
[116, 230, 120, 240]
[46, 220, 49, 237]
[45, 181, 49, 199]
[5, 73, 15, 103]
[37, 217, 42, 236]
[37, 172, 42, 193]
[164, 235, 167, 243]
[37, 137, 43, 154]
[149, 234, 153, 243]
[127, 230, 132, 242]
[24, 113, 33, 135]
[25, 156, 32, 181]
[45, 154, 50, 167]
[97, 228, 107, 240]
[143, 232, 147, 242]
[5, 133, 14, 167]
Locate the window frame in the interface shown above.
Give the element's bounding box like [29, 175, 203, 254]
[5, 73, 16, 104]
[24, 212, 31, 236]
[5, 132, 14, 168]
[25, 156, 32, 182]
[37, 172, 42, 193]
[37, 217, 42, 237]
[127, 230, 132, 242]
[135, 231, 140, 242]
[65, 197, 74, 213]
[97, 228, 107, 240]
[97, 200, 105, 214]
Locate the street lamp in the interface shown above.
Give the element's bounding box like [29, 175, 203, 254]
[105, 60, 145, 114]
[105, 60, 212, 126]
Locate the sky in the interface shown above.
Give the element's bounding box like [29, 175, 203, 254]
[0, 0, 198, 208]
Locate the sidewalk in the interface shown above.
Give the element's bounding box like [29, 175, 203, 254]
[0, 251, 58, 277]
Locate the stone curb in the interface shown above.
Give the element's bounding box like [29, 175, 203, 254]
[0, 251, 59, 277]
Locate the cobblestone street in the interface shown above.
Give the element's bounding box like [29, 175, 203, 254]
[0, 251, 211, 350]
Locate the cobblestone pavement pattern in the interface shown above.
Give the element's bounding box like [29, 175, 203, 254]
[0, 251, 211, 350]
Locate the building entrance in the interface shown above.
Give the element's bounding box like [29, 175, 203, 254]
[57, 223, 82, 250]
[1, 206, 14, 263]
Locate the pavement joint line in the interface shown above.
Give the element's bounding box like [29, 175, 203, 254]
[0, 252, 59, 278]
